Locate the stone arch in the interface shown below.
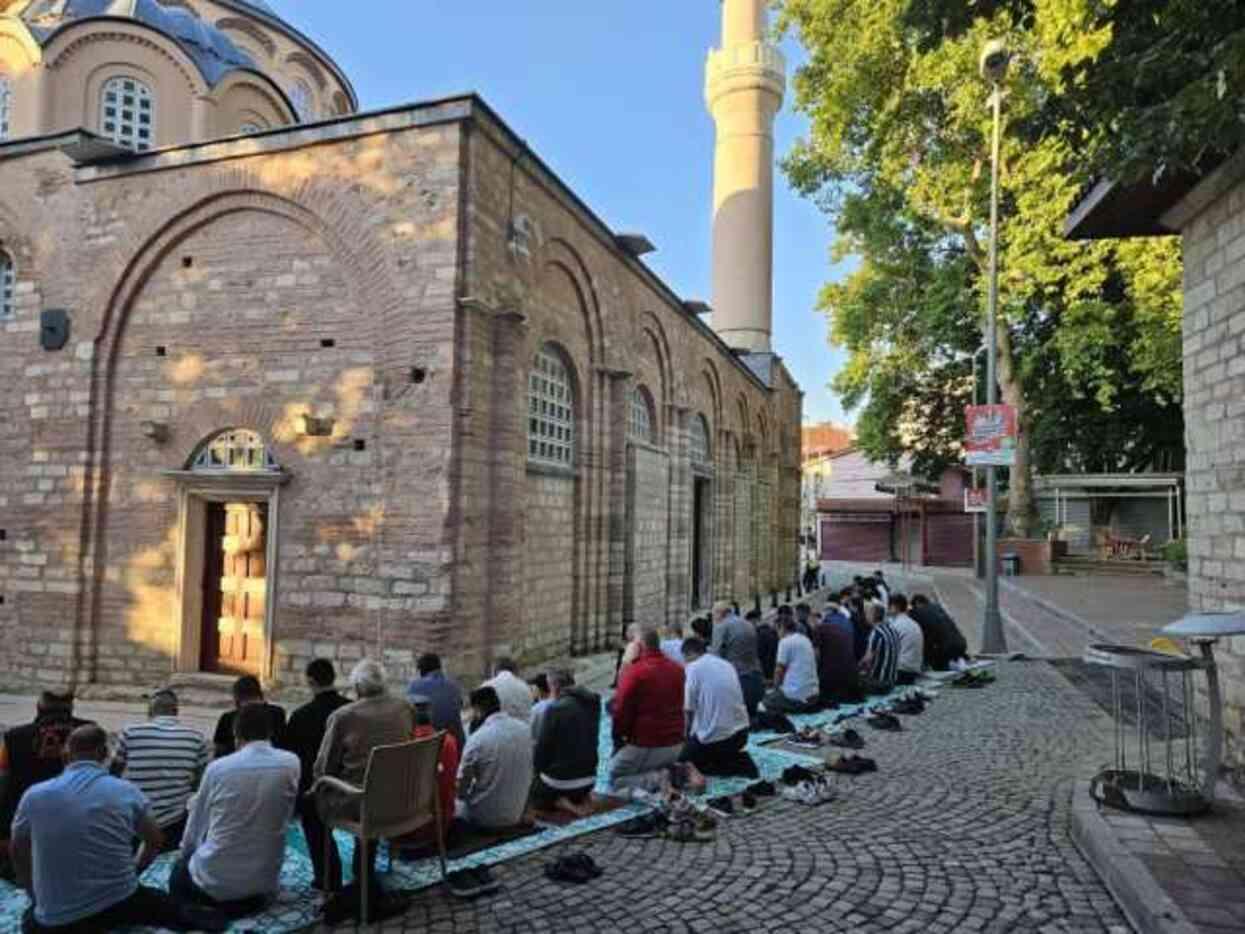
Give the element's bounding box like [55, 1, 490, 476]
[638, 310, 673, 407]
[700, 359, 723, 435]
[541, 237, 604, 366]
[284, 50, 327, 91]
[75, 183, 406, 679]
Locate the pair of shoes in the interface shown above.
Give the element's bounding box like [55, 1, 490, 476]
[866, 712, 903, 732]
[780, 765, 820, 786]
[891, 697, 924, 715]
[739, 792, 758, 814]
[614, 812, 669, 839]
[792, 727, 825, 746]
[544, 852, 603, 884]
[744, 779, 777, 797]
[666, 816, 714, 843]
[827, 754, 878, 775]
[446, 866, 500, 899]
[779, 779, 833, 806]
[827, 728, 865, 750]
[706, 795, 735, 817]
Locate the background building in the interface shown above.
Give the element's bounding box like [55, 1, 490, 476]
[0, 0, 802, 690]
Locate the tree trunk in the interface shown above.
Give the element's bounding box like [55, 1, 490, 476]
[994, 322, 1037, 537]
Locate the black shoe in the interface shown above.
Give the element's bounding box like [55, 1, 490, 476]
[745, 780, 777, 797]
[781, 765, 819, 786]
[615, 814, 664, 838]
[866, 712, 903, 732]
[706, 795, 735, 815]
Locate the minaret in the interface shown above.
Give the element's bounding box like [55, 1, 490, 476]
[705, 0, 785, 353]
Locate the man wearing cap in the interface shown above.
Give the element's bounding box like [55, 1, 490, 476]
[113, 689, 210, 849]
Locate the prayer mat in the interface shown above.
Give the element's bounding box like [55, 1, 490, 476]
[531, 795, 630, 827]
[396, 822, 541, 862]
[0, 825, 323, 934]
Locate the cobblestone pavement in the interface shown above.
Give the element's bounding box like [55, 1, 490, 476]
[369, 661, 1130, 933]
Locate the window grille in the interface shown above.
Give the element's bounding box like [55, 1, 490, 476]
[100, 77, 154, 152]
[192, 430, 279, 472]
[528, 346, 575, 467]
[629, 386, 655, 444]
[0, 251, 14, 320]
[690, 414, 712, 465]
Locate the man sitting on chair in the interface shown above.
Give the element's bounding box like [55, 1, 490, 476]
[171, 703, 299, 920]
[313, 660, 414, 916]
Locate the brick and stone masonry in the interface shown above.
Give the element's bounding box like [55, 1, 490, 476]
[0, 97, 803, 692]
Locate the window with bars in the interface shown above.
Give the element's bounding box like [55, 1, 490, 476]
[528, 346, 575, 467]
[0, 75, 11, 141]
[629, 386, 655, 444]
[191, 429, 279, 472]
[0, 250, 14, 320]
[100, 77, 154, 152]
[690, 414, 712, 465]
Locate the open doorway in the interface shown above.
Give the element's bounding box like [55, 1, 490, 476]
[199, 502, 267, 676]
[691, 476, 712, 610]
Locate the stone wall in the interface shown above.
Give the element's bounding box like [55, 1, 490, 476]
[0, 97, 803, 692]
[1182, 170, 1245, 768]
[626, 444, 671, 629]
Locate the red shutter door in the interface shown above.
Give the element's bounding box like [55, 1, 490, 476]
[820, 514, 891, 563]
[926, 513, 974, 567]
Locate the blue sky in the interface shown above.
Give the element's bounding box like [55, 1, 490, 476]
[269, 1, 853, 424]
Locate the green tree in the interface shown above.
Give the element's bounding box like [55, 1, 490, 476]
[779, 0, 1184, 535]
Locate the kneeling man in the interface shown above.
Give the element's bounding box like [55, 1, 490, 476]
[172, 703, 299, 918]
[681, 638, 758, 778]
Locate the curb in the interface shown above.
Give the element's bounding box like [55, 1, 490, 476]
[1069, 780, 1200, 934]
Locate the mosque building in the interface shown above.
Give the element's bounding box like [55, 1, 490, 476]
[0, 0, 803, 689]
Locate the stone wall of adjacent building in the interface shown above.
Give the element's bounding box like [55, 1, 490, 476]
[1181, 169, 1245, 769]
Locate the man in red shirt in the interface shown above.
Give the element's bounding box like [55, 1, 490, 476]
[609, 629, 685, 793]
[409, 696, 460, 844]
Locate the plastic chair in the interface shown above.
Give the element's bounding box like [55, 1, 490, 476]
[309, 733, 448, 926]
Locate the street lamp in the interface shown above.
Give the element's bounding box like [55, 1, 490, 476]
[979, 38, 1009, 655]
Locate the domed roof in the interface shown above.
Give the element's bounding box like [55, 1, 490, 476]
[22, 0, 259, 85]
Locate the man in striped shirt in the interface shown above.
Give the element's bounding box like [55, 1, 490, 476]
[859, 603, 900, 693]
[113, 689, 209, 848]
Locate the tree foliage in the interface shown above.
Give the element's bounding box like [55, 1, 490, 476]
[778, 0, 1185, 533]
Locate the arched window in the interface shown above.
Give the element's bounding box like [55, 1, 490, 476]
[289, 79, 313, 122]
[100, 77, 154, 151]
[629, 385, 655, 445]
[690, 414, 712, 466]
[0, 250, 14, 319]
[528, 345, 575, 467]
[0, 74, 11, 141]
[191, 429, 279, 472]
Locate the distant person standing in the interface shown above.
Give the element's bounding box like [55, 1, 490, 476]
[112, 689, 209, 850]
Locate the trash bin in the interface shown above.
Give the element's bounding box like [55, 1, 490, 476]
[1001, 552, 1021, 576]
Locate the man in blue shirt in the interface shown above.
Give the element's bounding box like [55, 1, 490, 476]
[407, 653, 465, 748]
[11, 724, 218, 933]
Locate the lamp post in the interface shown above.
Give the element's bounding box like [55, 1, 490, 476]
[979, 39, 1009, 655]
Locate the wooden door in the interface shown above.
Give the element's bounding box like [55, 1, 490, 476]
[203, 502, 267, 676]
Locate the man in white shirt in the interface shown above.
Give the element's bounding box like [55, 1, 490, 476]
[680, 638, 758, 777]
[763, 617, 821, 713]
[457, 687, 534, 829]
[170, 703, 299, 919]
[483, 658, 533, 724]
[887, 593, 926, 684]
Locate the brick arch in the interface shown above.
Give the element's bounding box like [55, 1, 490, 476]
[700, 358, 723, 435]
[74, 184, 405, 680]
[638, 310, 673, 407]
[539, 237, 604, 367]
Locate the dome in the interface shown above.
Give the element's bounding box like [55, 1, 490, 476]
[23, 0, 258, 85]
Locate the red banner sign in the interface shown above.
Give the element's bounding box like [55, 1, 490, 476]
[965, 404, 1017, 466]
